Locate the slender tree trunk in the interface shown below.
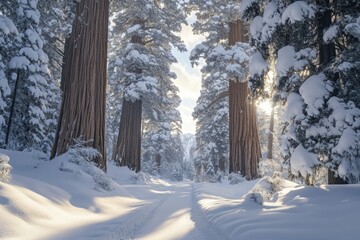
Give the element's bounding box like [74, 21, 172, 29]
[4, 70, 21, 147]
[267, 100, 275, 160]
[51, 37, 70, 157]
[228, 20, 261, 179]
[51, 0, 109, 171]
[155, 154, 161, 172]
[112, 32, 143, 173]
[219, 156, 225, 172]
[60, 37, 70, 92]
[317, 0, 336, 65]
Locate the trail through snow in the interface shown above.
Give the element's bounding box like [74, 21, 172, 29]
[1, 149, 360, 240]
[131, 183, 204, 240]
[39, 179, 210, 240]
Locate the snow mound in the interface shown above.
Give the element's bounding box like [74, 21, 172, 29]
[58, 153, 116, 192]
[0, 149, 159, 240]
[244, 173, 286, 205]
[194, 180, 360, 240]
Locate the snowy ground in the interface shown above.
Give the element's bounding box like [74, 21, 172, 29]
[0, 149, 359, 240]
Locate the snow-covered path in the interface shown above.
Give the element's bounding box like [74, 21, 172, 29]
[2, 150, 360, 240]
[132, 183, 204, 240]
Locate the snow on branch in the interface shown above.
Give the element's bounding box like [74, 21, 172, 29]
[282, 1, 316, 24]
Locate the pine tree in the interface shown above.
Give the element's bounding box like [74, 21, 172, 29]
[38, 0, 74, 86]
[192, 64, 229, 181]
[4, 0, 59, 153]
[51, 0, 109, 170]
[189, 0, 261, 179]
[110, 0, 186, 172]
[317, 0, 360, 183]
[242, 0, 360, 184]
[0, 15, 18, 147]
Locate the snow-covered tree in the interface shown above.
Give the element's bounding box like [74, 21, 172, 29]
[192, 68, 229, 181]
[4, 0, 59, 154]
[189, 0, 261, 180]
[242, 0, 360, 184]
[38, 0, 74, 86]
[110, 0, 186, 173]
[0, 15, 18, 147]
[315, 1, 360, 183]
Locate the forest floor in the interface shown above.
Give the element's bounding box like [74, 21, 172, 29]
[0, 149, 359, 240]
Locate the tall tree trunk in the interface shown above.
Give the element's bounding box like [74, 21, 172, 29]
[316, 0, 345, 184]
[112, 99, 142, 172]
[228, 20, 261, 179]
[112, 34, 143, 173]
[219, 156, 225, 172]
[155, 154, 161, 172]
[60, 37, 70, 92]
[51, 37, 70, 156]
[318, 0, 336, 65]
[51, 0, 109, 171]
[4, 70, 21, 147]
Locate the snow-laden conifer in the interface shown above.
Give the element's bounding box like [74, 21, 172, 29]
[109, 0, 186, 173]
[243, 0, 360, 184]
[189, 0, 260, 180]
[0, 15, 17, 147]
[6, 0, 59, 154]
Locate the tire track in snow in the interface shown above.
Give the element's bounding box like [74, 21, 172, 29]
[133, 183, 206, 240]
[105, 191, 171, 240]
[190, 184, 230, 240]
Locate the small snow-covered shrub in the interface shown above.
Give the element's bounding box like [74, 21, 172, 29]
[245, 172, 285, 205]
[228, 172, 246, 184]
[0, 153, 11, 183]
[129, 171, 151, 184]
[259, 158, 282, 177]
[171, 168, 183, 181]
[59, 140, 115, 191]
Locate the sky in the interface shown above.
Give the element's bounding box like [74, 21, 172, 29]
[171, 18, 205, 134]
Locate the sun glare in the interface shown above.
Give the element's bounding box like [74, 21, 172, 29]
[258, 99, 273, 115]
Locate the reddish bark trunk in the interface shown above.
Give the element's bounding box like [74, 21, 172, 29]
[112, 32, 143, 173]
[51, 0, 109, 171]
[228, 20, 261, 179]
[112, 99, 142, 172]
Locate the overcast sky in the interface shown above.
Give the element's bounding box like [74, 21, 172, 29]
[171, 19, 205, 134]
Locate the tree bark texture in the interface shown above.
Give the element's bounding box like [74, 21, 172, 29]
[112, 34, 143, 173]
[228, 20, 261, 179]
[112, 99, 142, 172]
[51, 0, 109, 171]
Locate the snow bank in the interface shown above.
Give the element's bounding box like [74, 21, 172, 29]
[194, 180, 360, 240]
[244, 173, 285, 205]
[0, 149, 151, 240]
[2, 149, 360, 240]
